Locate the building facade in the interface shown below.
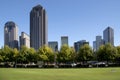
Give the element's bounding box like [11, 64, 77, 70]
[103, 27, 114, 46]
[4, 21, 18, 49]
[19, 32, 30, 48]
[96, 36, 103, 50]
[93, 36, 103, 51]
[30, 5, 48, 50]
[93, 41, 96, 52]
[74, 40, 89, 52]
[48, 41, 58, 52]
[61, 36, 68, 46]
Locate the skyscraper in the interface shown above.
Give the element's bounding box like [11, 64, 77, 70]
[30, 5, 48, 50]
[93, 41, 96, 52]
[74, 40, 89, 52]
[93, 35, 104, 51]
[61, 36, 68, 46]
[19, 32, 30, 48]
[4, 21, 18, 49]
[96, 36, 103, 50]
[103, 27, 114, 46]
[48, 41, 58, 52]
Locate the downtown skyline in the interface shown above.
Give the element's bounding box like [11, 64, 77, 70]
[0, 0, 120, 48]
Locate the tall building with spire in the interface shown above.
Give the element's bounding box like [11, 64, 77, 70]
[4, 21, 18, 49]
[30, 5, 48, 50]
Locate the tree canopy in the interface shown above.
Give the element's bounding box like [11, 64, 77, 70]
[38, 45, 54, 63]
[57, 44, 76, 63]
[77, 44, 93, 62]
[97, 43, 117, 62]
[0, 43, 120, 64]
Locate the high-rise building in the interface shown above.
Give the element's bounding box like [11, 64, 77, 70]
[61, 36, 68, 46]
[4, 21, 18, 49]
[48, 41, 58, 52]
[30, 5, 48, 50]
[74, 40, 89, 52]
[96, 36, 103, 50]
[19, 32, 30, 48]
[93, 36, 103, 51]
[93, 41, 96, 52]
[103, 27, 114, 46]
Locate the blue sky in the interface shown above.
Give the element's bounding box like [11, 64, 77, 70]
[0, 0, 120, 48]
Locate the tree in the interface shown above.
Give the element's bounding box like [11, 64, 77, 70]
[18, 46, 29, 63]
[0, 47, 5, 62]
[0, 55, 3, 62]
[27, 48, 37, 63]
[38, 45, 54, 63]
[2, 45, 13, 62]
[11, 48, 19, 61]
[115, 46, 120, 62]
[70, 47, 76, 62]
[77, 44, 93, 63]
[57, 44, 75, 63]
[96, 45, 105, 61]
[0, 49, 3, 62]
[97, 43, 117, 62]
[12, 48, 19, 67]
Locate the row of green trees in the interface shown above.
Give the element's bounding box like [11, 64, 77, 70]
[0, 45, 54, 63]
[0, 43, 120, 64]
[96, 44, 120, 62]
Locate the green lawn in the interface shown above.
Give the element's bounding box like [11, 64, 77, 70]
[0, 68, 120, 80]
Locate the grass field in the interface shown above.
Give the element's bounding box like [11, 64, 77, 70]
[0, 68, 120, 80]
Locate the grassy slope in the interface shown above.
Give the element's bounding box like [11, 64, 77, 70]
[0, 68, 120, 80]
